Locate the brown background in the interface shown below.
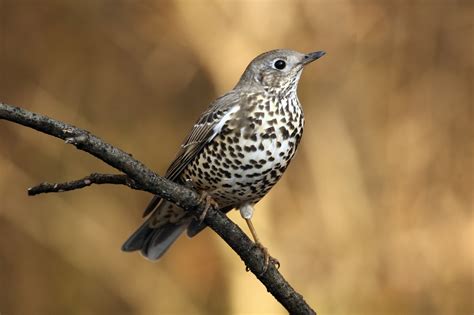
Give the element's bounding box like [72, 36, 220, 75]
[0, 1, 472, 314]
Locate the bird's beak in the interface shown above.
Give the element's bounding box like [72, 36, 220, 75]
[301, 51, 326, 65]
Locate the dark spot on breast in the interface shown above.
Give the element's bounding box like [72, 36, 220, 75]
[246, 172, 261, 178]
[244, 145, 257, 152]
[219, 169, 232, 178]
[266, 126, 275, 133]
[280, 127, 290, 140]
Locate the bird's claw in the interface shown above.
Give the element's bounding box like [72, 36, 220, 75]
[197, 191, 218, 223]
[245, 242, 280, 275]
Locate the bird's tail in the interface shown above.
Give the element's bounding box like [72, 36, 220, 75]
[121, 203, 189, 260]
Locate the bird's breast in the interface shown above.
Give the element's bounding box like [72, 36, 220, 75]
[181, 97, 304, 207]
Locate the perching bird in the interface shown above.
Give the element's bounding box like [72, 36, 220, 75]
[122, 49, 325, 270]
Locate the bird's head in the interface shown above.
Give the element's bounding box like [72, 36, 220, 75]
[235, 49, 325, 94]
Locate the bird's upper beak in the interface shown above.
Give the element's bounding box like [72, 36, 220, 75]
[301, 51, 326, 65]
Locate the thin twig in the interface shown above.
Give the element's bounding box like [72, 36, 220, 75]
[0, 102, 316, 315]
[27, 173, 140, 196]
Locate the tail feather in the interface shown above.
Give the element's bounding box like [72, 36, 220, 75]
[123, 199, 191, 260]
[121, 220, 153, 252]
[142, 223, 188, 260]
[122, 201, 234, 259]
[122, 218, 189, 260]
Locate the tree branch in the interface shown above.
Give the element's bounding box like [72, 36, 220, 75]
[27, 173, 140, 196]
[0, 102, 316, 315]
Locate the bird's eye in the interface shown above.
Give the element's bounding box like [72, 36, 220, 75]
[274, 59, 286, 70]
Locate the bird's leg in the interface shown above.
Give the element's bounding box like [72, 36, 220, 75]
[197, 190, 219, 223]
[240, 203, 280, 275]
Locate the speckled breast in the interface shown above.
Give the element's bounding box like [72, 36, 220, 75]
[181, 94, 304, 208]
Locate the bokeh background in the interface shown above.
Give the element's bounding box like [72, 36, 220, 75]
[0, 1, 472, 314]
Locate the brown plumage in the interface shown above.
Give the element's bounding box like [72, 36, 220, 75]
[122, 49, 325, 263]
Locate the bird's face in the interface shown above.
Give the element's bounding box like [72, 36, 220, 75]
[237, 49, 325, 93]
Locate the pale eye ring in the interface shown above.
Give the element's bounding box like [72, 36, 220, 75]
[274, 59, 286, 70]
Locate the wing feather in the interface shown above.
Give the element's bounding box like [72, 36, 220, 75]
[142, 91, 241, 217]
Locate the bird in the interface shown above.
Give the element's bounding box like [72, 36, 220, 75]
[122, 49, 325, 271]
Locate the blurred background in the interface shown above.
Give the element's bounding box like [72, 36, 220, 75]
[0, 1, 472, 314]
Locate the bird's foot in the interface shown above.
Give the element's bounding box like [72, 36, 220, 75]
[184, 178, 197, 189]
[197, 191, 219, 223]
[246, 242, 280, 275]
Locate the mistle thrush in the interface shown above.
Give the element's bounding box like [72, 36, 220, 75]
[122, 49, 325, 269]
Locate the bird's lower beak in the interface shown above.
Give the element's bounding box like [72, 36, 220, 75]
[301, 51, 326, 65]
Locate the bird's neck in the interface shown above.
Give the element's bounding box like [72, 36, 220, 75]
[264, 85, 299, 102]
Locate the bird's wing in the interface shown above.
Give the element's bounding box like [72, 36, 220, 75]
[142, 91, 241, 217]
